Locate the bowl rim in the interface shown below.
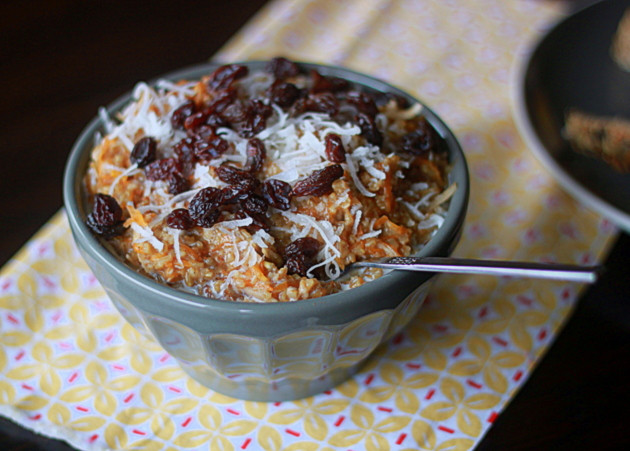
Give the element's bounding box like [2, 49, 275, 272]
[63, 60, 469, 319]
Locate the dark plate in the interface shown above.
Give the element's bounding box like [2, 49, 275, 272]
[513, 0, 630, 232]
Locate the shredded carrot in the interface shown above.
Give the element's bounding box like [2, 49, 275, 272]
[124, 204, 147, 228]
[387, 220, 408, 235]
[373, 215, 389, 229]
[249, 264, 270, 285]
[383, 172, 395, 213]
[273, 282, 289, 293]
[177, 243, 199, 263]
[414, 157, 444, 187]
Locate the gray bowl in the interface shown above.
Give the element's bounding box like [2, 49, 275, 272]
[63, 61, 469, 401]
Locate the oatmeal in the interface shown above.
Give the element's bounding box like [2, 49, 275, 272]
[84, 58, 454, 302]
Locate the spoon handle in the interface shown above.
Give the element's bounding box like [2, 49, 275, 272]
[354, 256, 603, 283]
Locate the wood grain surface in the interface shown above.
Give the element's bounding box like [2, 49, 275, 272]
[0, 1, 628, 450]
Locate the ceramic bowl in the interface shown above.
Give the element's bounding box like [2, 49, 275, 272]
[63, 61, 469, 401]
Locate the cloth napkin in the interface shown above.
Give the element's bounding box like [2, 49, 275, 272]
[0, 1, 617, 450]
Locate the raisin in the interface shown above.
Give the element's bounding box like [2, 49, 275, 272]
[206, 89, 236, 115]
[266, 57, 300, 80]
[238, 100, 273, 138]
[216, 185, 246, 205]
[238, 176, 261, 192]
[145, 158, 185, 187]
[174, 138, 196, 177]
[261, 179, 292, 210]
[144, 158, 189, 195]
[290, 92, 339, 117]
[183, 111, 208, 132]
[290, 97, 308, 116]
[90, 193, 122, 226]
[86, 193, 124, 237]
[292, 164, 344, 197]
[130, 136, 157, 168]
[207, 64, 249, 92]
[171, 101, 196, 130]
[205, 112, 227, 128]
[220, 100, 249, 124]
[310, 69, 350, 93]
[252, 99, 274, 118]
[193, 133, 230, 162]
[215, 165, 258, 188]
[167, 173, 189, 195]
[345, 91, 378, 117]
[285, 237, 321, 258]
[239, 114, 264, 138]
[325, 133, 346, 163]
[306, 92, 339, 115]
[188, 187, 221, 227]
[240, 193, 268, 216]
[269, 81, 301, 108]
[286, 256, 308, 277]
[284, 237, 322, 277]
[246, 138, 266, 173]
[219, 98, 273, 138]
[401, 117, 440, 156]
[356, 112, 383, 146]
[166, 208, 194, 230]
[195, 209, 221, 228]
[86, 215, 124, 238]
[248, 214, 269, 232]
[191, 124, 215, 139]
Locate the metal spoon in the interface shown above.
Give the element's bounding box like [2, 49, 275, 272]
[344, 256, 603, 283]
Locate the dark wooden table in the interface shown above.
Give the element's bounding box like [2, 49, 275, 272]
[0, 1, 628, 450]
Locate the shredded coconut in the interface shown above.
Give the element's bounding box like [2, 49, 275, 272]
[130, 223, 164, 251]
[167, 228, 183, 266]
[360, 229, 382, 240]
[217, 217, 254, 230]
[108, 164, 139, 196]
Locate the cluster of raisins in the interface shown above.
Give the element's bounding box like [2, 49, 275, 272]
[145, 155, 190, 195]
[261, 57, 444, 157]
[161, 158, 344, 236]
[174, 63, 275, 141]
[159, 145, 275, 233]
[261, 58, 384, 146]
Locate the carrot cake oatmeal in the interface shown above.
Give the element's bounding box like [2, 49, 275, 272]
[84, 58, 454, 302]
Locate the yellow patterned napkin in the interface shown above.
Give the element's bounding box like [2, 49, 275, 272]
[0, 1, 618, 450]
